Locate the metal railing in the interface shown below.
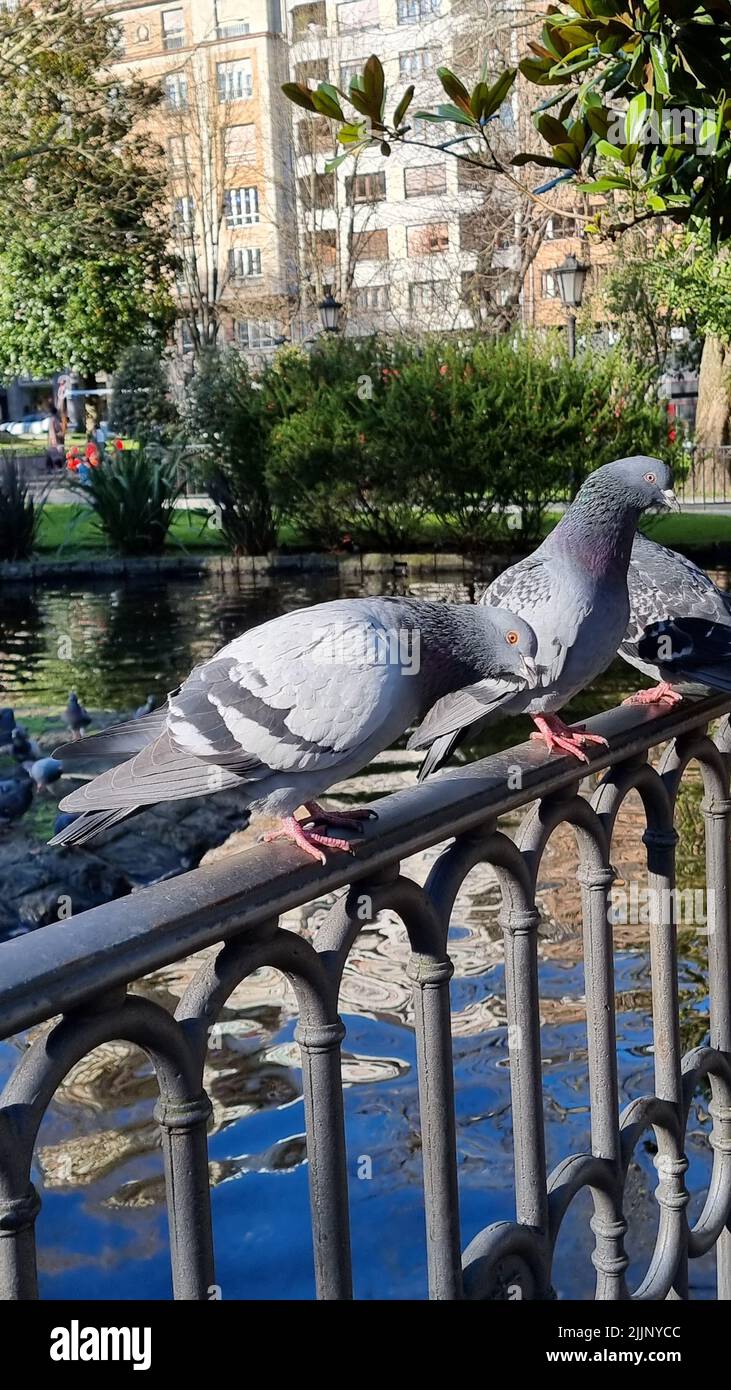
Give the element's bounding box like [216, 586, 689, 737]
[1, 692, 731, 1301]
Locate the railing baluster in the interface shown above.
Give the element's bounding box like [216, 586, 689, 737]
[703, 736, 731, 1300]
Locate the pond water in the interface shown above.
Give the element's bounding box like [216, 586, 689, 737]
[0, 567, 725, 1299]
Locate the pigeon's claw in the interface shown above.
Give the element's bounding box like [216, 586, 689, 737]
[622, 682, 682, 708]
[530, 714, 608, 765]
[261, 815, 356, 864]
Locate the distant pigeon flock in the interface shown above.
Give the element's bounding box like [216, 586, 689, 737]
[0, 449, 717, 866]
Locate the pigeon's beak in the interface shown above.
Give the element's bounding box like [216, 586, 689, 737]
[662, 488, 680, 512]
[519, 654, 539, 685]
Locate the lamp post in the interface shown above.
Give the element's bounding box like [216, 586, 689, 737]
[553, 253, 588, 359]
[318, 285, 342, 334]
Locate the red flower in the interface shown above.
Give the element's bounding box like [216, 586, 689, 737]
[439, 364, 448, 376]
[66, 457, 79, 471]
[668, 426, 677, 442]
[114, 438, 124, 451]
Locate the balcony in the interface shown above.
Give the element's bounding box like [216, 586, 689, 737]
[1, 694, 730, 1300]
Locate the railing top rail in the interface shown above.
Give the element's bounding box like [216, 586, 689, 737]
[1, 691, 729, 1043]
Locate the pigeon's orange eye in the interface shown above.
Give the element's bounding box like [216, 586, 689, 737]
[644, 471, 657, 483]
[506, 630, 519, 646]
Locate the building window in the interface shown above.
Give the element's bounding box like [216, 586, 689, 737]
[172, 196, 195, 232]
[298, 173, 335, 210]
[291, 2, 327, 39]
[167, 135, 188, 168]
[404, 164, 446, 197]
[339, 60, 365, 89]
[406, 223, 448, 255]
[135, 22, 150, 41]
[217, 60, 253, 102]
[295, 58, 329, 83]
[546, 214, 577, 239]
[353, 228, 389, 260]
[541, 271, 558, 298]
[225, 186, 259, 226]
[237, 319, 276, 349]
[337, 0, 378, 31]
[409, 281, 441, 310]
[180, 322, 194, 354]
[347, 171, 386, 204]
[164, 73, 188, 109]
[161, 8, 184, 50]
[216, 3, 250, 38]
[397, 0, 439, 23]
[313, 230, 337, 266]
[354, 284, 388, 310]
[399, 49, 434, 78]
[229, 247, 262, 278]
[224, 124, 256, 163]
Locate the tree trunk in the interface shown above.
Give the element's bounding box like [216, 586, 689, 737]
[691, 334, 731, 499]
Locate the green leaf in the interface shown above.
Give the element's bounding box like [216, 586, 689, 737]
[512, 151, 568, 168]
[362, 54, 385, 119]
[586, 106, 610, 138]
[325, 150, 361, 172]
[596, 138, 624, 160]
[537, 113, 569, 145]
[437, 66, 472, 115]
[281, 82, 316, 113]
[311, 86, 345, 120]
[576, 175, 631, 191]
[650, 43, 670, 97]
[393, 84, 415, 128]
[337, 122, 367, 144]
[519, 56, 565, 86]
[624, 91, 648, 144]
[482, 69, 517, 118]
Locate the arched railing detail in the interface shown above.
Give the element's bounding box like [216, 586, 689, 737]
[1, 693, 730, 1300]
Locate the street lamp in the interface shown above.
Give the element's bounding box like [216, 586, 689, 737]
[318, 285, 342, 334]
[553, 253, 588, 359]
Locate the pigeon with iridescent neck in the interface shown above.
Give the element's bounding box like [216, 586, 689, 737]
[410, 456, 678, 776]
[620, 531, 731, 704]
[48, 596, 538, 863]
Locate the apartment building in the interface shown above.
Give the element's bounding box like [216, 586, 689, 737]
[286, 0, 519, 337]
[108, 0, 297, 356]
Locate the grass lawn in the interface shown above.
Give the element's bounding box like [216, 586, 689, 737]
[36, 503, 227, 553]
[28, 500, 731, 559]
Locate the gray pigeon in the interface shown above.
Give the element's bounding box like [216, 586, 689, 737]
[134, 694, 157, 720]
[63, 691, 92, 739]
[620, 531, 731, 703]
[48, 596, 538, 862]
[409, 455, 678, 777]
[0, 771, 33, 826]
[30, 756, 63, 791]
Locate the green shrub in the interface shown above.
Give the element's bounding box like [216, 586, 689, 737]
[0, 457, 44, 560]
[73, 445, 184, 554]
[110, 344, 179, 443]
[265, 333, 685, 549]
[185, 348, 278, 554]
[266, 338, 429, 550]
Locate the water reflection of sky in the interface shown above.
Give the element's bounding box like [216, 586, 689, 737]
[0, 570, 721, 1299]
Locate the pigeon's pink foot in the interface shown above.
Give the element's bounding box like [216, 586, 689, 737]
[530, 714, 609, 765]
[622, 682, 682, 708]
[305, 800, 378, 832]
[261, 815, 354, 864]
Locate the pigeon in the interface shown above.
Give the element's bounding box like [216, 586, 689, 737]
[11, 726, 40, 763]
[63, 691, 92, 739]
[53, 810, 79, 837]
[619, 531, 731, 704]
[134, 694, 157, 720]
[0, 708, 14, 748]
[409, 455, 678, 776]
[48, 596, 538, 862]
[30, 756, 63, 791]
[0, 771, 33, 826]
